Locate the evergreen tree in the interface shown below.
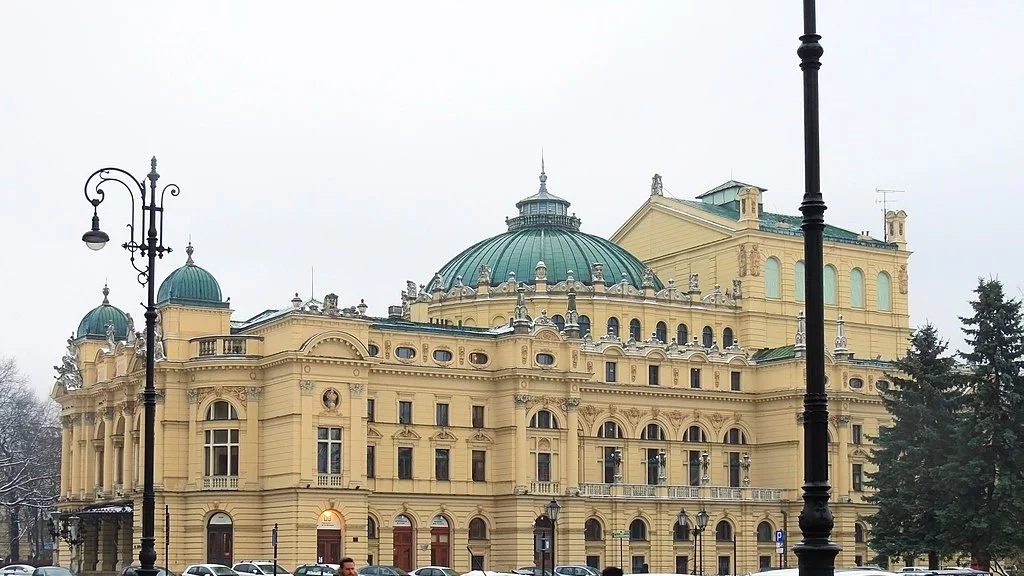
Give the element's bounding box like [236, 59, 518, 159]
[866, 323, 959, 566]
[940, 279, 1024, 570]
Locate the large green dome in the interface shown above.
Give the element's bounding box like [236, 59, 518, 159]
[77, 285, 130, 340]
[432, 165, 663, 291]
[157, 243, 228, 308]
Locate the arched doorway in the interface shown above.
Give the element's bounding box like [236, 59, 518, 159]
[207, 512, 233, 565]
[393, 514, 415, 571]
[533, 515, 553, 568]
[430, 516, 451, 567]
[317, 510, 343, 565]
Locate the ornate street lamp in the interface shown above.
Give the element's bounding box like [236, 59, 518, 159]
[546, 499, 560, 574]
[795, 1, 839, 575]
[681, 507, 710, 576]
[81, 157, 181, 576]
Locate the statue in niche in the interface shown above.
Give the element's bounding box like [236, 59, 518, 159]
[748, 244, 762, 277]
[737, 244, 748, 277]
[323, 388, 339, 410]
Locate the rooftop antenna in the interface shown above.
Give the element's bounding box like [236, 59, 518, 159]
[875, 188, 904, 241]
[310, 266, 314, 300]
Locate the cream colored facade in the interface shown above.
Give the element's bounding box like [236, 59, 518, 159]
[54, 174, 911, 576]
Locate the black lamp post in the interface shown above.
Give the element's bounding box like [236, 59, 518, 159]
[81, 157, 181, 576]
[546, 499, 560, 574]
[794, 2, 840, 576]
[681, 507, 709, 576]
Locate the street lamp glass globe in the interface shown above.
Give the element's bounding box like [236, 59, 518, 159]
[82, 229, 109, 251]
[678, 509, 687, 528]
[546, 498, 561, 522]
[696, 507, 709, 530]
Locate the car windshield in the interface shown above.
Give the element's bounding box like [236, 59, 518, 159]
[211, 569, 238, 576]
[257, 566, 286, 574]
[41, 569, 74, 576]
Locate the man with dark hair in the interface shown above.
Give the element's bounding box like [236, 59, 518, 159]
[340, 558, 357, 576]
[602, 567, 624, 576]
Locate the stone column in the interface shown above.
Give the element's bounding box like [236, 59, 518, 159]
[244, 387, 261, 488]
[514, 393, 531, 490]
[83, 413, 96, 496]
[565, 398, 580, 491]
[102, 409, 115, 494]
[349, 383, 367, 485]
[61, 417, 74, 496]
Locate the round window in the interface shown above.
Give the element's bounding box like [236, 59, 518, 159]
[395, 346, 416, 359]
[433, 349, 454, 362]
[469, 352, 489, 365]
[368, 344, 380, 357]
[849, 377, 864, 389]
[536, 353, 555, 366]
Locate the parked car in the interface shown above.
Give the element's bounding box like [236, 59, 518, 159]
[357, 568, 409, 576]
[512, 568, 553, 576]
[121, 564, 176, 576]
[30, 568, 72, 576]
[183, 565, 241, 576]
[555, 567, 599, 576]
[1, 565, 37, 576]
[234, 562, 293, 576]
[295, 566, 338, 576]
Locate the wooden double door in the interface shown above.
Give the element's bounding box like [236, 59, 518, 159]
[317, 530, 342, 565]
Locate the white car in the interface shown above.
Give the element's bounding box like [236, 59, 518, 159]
[234, 562, 293, 576]
[410, 568, 460, 576]
[183, 565, 240, 576]
[1, 566, 37, 576]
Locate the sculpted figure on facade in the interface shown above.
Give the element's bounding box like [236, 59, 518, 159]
[794, 310, 807, 351]
[737, 244, 748, 277]
[323, 293, 339, 316]
[747, 243, 761, 276]
[153, 311, 167, 362]
[104, 323, 118, 353]
[898, 264, 909, 294]
[688, 273, 699, 293]
[55, 333, 83, 390]
[125, 313, 138, 347]
[591, 263, 604, 284]
[732, 279, 743, 300]
[651, 173, 663, 196]
[641, 266, 655, 289]
[429, 272, 444, 294]
[476, 265, 491, 287]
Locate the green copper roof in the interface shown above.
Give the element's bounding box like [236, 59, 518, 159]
[77, 285, 130, 340]
[432, 165, 663, 292]
[157, 243, 228, 308]
[750, 345, 796, 363]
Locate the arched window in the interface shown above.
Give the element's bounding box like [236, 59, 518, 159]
[640, 423, 666, 440]
[684, 425, 707, 443]
[850, 268, 865, 308]
[676, 324, 688, 345]
[584, 518, 603, 541]
[552, 315, 565, 332]
[629, 518, 648, 541]
[607, 317, 620, 338]
[579, 315, 591, 337]
[757, 521, 773, 543]
[468, 517, 488, 540]
[368, 516, 378, 539]
[724, 428, 747, 444]
[530, 410, 559, 429]
[674, 520, 690, 541]
[629, 319, 642, 341]
[702, 326, 714, 348]
[765, 257, 782, 299]
[656, 322, 668, 344]
[722, 327, 734, 348]
[854, 523, 865, 543]
[877, 272, 892, 311]
[598, 421, 624, 439]
[715, 521, 733, 541]
[206, 401, 238, 421]
[795, 260, 806, 302]
[823, 265, 838, 306]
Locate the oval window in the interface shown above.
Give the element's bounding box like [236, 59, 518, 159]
[395, 346, 416, 359]
[849, 377, 864, 389]
[368, 344, 380, 357]
[876, 379, 890, 391]
[433, 349, 453, 362]
[469, 352, 489, 365]
[536, 353, 555, 366]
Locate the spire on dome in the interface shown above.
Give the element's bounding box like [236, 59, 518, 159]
[539, 150, 547, 191]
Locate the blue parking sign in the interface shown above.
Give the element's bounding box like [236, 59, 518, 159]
[775, 529, 785, 543]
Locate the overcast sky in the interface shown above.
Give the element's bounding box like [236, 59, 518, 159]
[2, 1, 1022, 398]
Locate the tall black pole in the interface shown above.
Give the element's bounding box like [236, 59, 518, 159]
[164, 505, 170, 569]
[794, 2, 840, 576]
[551, 519, 556, 573]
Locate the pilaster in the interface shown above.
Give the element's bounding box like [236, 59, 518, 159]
[348, 383, 367, 485]
[566, 397, 580, 490]
[102, 409, 115, 494]
[245, 386, 261, 489]
[514, 393, 530, 491]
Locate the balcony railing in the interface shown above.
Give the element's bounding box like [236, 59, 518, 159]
[530, 481, 561, 495]
[579, 483, 612, 497]
[191, 335, 263, 359]
[203, 476, 239, 490]
[318, 474, 344, 488]
[576, 483, 788, 501]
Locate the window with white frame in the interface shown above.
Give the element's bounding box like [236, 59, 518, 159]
[317, 427, 342, 475]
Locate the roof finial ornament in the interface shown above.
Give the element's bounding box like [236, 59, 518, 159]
[538, 150, 548, 191]
[185, 242, 195, 265]
[102, 283, 110, 305]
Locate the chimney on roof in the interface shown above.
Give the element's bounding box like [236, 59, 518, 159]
[388, 305, 403, 320]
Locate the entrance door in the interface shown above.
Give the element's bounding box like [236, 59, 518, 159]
[430, 528, 450, 566]
[393, 523, 414, 571]
[317, 530, 342, 565]
[207, 528, 233, 565]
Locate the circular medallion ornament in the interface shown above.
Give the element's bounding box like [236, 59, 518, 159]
[322, 388, 341, 410]
[353, 369, 361, 377]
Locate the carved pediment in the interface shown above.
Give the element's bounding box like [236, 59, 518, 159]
[468, 430, 493, 444]
[431, 429, 458, 443]
[392, 426, 421, 440]
[366, 426, 382, 439]
[308, 340, 360, 360]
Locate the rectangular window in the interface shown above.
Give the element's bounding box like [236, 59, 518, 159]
[728, 452, 741, 487]
[688, 450, 701, 486]
[397, 447, 413, 479]
[730, 371, 741, 391]
[537, 452, 551, 482]
[435, 448, 450, 481]
[366, 445, 376, 478]
[603, 447, 619, 484]
[472, 405, 485, 428]
[759, 556, 772, 571]
[854, 556, 863, 567]
[398, 401, 413, 425]
[316, 427, 343, 475]
[852, 463, 863, 491]
[606, 362, 617, 383]
[852, 424, 863, 445]
[435, 403, 450, 427]
[472, 450, 486, 482]
[690, 368, 702, 389]
[472, 557, 485, 571]
[367, 399, 376, 422]
[719, 555, 732, 575]
[631, 556, 646, 574]
[586, 556, 601, 570]
[648, 365, 660, 386]
[204, 429, 239, 476]
[646, 448, 660, 485]
[676, 556, 689, 575]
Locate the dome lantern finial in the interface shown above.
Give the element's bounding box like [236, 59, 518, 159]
[185, 242, 195, 265]
[539, 150, 548, 190]
[102, 284, 110, 305]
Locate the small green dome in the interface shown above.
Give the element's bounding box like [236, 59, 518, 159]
[77, 285, 130, 340]
[157, 243, 228, 308]
[431, 165, 663, 291]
